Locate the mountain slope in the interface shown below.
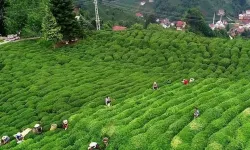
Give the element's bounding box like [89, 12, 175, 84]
[101, 0, 250, 21]
[1, 29, 250, 149]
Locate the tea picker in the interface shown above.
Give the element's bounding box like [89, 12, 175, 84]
[33, 124, 43, 134]
[1, 136, 10, 145]
[88, 142, 100, 150]
[194, 107, 200, 118]
[153, 81, 158, 90]
[62, 120, 68, 130]
[14, 132, 23, 144]
[182, 78, 195, 85]
[103, 137, 109, 147]
[182, 79, 189, 85]
[105, 96, 111, 107]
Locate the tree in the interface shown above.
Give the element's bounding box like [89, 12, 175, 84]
[184, 8, 214, 37]
[42, 6, 62, 43]
[50, 0, 80, 40]
[241, 29, 250, 38]
[102, 21, 113, 30]
[0, 0, 6, 35]
[131, 23, 143, 30]
[4, 0, 46, 36]
[144, 14, 156, 29]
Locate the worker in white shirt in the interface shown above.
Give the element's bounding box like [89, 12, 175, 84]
[88, 142, 100, 150]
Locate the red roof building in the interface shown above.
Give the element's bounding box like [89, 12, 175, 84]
[112, 26, 127, 31]
[136, 13, 143, 17]
[176, 21, 184, 27]
[176, 21, 186, 30]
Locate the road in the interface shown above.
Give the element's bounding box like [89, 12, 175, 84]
[0, 37, 40, 46]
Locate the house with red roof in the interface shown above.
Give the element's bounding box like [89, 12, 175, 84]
[239, 10, 250, 25]
[176, 21, 186, 30]
[136, 13, 143, 17]
[112, 26, 127, 31]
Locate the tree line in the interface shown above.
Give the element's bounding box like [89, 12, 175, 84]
[0, 0, 93, 41]
[0, 0, 240, 42]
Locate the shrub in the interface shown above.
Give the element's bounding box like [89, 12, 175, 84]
[219, 58, 231, 68]
[130, 23, 143, 30]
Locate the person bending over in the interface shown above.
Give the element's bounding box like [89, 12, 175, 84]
[63, 120, 68, 130]
[88, 142, 100, 150]
[194, 107, 200, 118]
[1, 136, 10, 145]
[105, 96, 111, 107]
[153, 82, 158, 90]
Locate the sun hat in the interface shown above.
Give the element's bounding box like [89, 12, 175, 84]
[34, 124, 40, 128]
[189, 78, 195, 82]
[89, 142, 97, 147]
[63, 120, 68, 124]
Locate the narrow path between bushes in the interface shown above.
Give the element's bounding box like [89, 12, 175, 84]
[0, 37, 40, 45]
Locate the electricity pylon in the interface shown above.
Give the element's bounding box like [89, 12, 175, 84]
[94, 0, 100, 30]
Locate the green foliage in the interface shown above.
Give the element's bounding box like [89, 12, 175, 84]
[155, 0, 249, 21]
[42, 6, 62, 43]
[147, 24, 164, 31]
[50, 0, 80, 40]
[0, 0, 6, 35]
[184, 8, 214, 37]
[144, 14, 157, 29]
[5, 0, 45, 35]
[131, 23, 144, 30]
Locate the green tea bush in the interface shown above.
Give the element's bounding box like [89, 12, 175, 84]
[219, 58, 231, 68]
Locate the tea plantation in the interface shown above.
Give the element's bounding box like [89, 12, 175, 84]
[1, 29, 250, 150]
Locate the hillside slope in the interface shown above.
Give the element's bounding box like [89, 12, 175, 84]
[106, 0, 250, 21]
[1, 29, 250, 149]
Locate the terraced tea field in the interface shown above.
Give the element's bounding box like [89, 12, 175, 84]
[1, 29, 250, 150]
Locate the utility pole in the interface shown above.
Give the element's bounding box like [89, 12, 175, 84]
[213, 13, 215, 25]
[94, 0, 100, 30]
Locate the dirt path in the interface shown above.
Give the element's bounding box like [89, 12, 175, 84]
[0, 37, 40, 46]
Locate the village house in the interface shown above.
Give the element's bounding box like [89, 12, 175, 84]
[160, 18, 170, 28]
[229, 10, 250, 37]
[209, 12, 227, 30]
[229, 23, 246, 38]
[229, 26, 245, 37]
[239, 10, 250, 24]
[176, 21, 186, 31]
[112, 26, 127, 31]
[140, 1, 146, 6]
[136, 13, 143, 18]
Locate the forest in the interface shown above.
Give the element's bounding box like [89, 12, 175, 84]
[154, 0, 250, 20]
[0, 0, 142, 37]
